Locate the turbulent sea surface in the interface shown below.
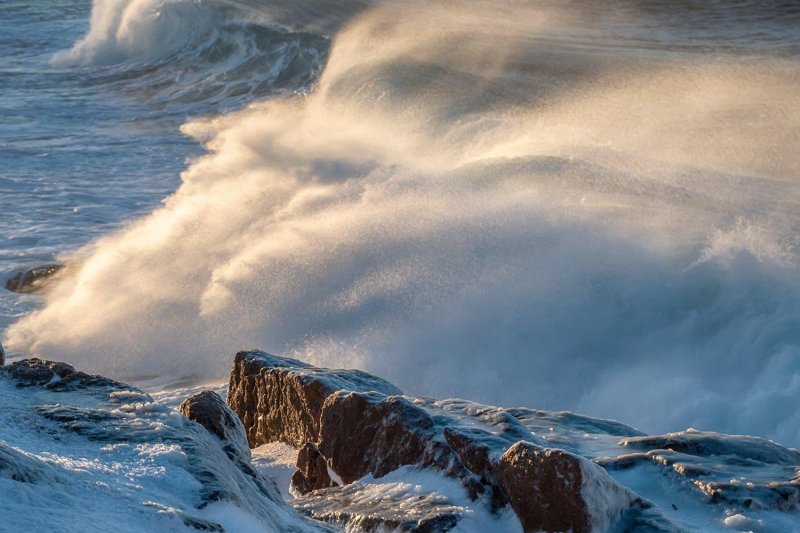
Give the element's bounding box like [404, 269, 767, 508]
[2, 0, 800, 462]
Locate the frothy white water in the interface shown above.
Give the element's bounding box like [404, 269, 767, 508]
[8, 1, 800, 444]
[51, 0, 215, 67]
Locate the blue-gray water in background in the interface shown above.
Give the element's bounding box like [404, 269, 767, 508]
[2, 0, 800, 445]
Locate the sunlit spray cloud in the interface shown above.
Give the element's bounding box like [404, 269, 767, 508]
[8, 0, 800, 444]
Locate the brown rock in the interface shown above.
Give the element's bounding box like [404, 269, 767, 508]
[496, 441, 590, 532]
[495, 441, 635, 533]
[292, 442, 336, 495]
[179, 390, 249, 458]
[226, 352, 640, 531]
[226, 350, 402, 448]
[317, 391, 485, 500]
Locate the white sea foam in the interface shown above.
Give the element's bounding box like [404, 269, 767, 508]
[51, 0, 215, 67]
[6, 0, 800, 448]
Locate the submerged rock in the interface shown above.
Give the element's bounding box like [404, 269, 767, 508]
[597, 429, 800, 512]
[4, 263, 64, 293]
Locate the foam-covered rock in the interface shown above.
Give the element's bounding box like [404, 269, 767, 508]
[294, 478, 462, 532]
[0, 357, 332, 532]
[598, 429, 800, 512]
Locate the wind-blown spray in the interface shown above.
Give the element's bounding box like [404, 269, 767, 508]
[8, 0, 800, 444]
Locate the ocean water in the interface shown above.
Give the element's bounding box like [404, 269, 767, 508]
[3, 0, 800, 449]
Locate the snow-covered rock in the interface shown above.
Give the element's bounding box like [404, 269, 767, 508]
[0, 358, 332, 532]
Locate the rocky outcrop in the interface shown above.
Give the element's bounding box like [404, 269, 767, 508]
[319, 391, 461, 483]
[227, 350, 401, 448]
[4, 263, 64, 293]
[0, 341, 4, 366]
[228, 352, 647, 532]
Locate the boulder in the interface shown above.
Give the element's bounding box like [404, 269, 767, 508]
[227, 350, 401, 448]
[317, 391, 481, 494]
[5, 263, 64, 293]
[179, 390, 250, 463]
[495, 441, 636, 533]
[0, 356, 332, 532]
[292, 442, 336, 495]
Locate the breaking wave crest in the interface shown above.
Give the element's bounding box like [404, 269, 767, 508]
[8, 0, 800, 445]
[51, 0, 331, 107]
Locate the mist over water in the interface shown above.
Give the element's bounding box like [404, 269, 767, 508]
[6, 0, 800, 445]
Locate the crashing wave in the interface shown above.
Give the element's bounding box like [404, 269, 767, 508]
[51, 0, 330, 108]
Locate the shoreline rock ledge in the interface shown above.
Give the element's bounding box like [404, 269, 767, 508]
[226, 350, 660, 532]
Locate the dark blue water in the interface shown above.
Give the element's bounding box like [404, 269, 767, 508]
[0, 1, 196, 328]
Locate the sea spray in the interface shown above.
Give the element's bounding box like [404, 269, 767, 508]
[7, 0, 800, 445]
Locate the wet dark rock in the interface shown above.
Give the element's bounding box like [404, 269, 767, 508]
[610, 430, 800, 512]
[4, 263, 64, 293]
[696, 479, 800, 511]
[181, 515, 225, 532]
[180, 391, 250, 460]
[0, 441, 55, 484]
[0, 358, 144, 396]
[0, 341, 5, 366]
[292, 442, 336, 495]
[227, 350, 401, 448]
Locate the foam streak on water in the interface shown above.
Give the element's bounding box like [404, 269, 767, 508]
[4, 0, 800, 447]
